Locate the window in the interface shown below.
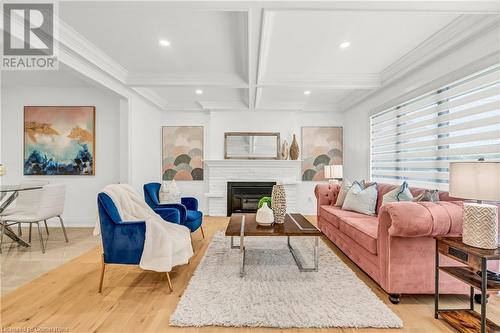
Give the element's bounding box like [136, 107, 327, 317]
[370, 65, 500, 190]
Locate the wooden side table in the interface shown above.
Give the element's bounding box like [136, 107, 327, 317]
[435, 237, 500, 333]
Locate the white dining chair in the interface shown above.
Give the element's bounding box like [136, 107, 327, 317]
[0, 180, 49, 238]
[0, 183, 68, 253]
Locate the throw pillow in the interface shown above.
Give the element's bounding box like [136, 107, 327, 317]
[334, 180, 352, 207]
[413, 189, 440, 202]
[159, 180, 181, 204]
[342, 182, 378, 216]
[381, 181, 414, 206]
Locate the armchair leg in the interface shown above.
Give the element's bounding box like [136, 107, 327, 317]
[98, 254, 106, 293]
[200, 225, 205, 239]
[29, 224, 32, 243]
[166, 272, 173, 292]
[18, 223, 22, 236]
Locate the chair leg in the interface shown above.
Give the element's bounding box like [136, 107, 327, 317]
[200, 225, 205, 239]
[166, 272, 173, 292]
[18, 223, 22, 236]
[29, 224, 32, 243]
[0, 222, 5, 254]
[36, 222, 46, 253]
[98, 253, 106, 293]
[58, 216, 69, 243]
[44, 220, 49, 235]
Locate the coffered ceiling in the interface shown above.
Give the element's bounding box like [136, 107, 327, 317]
[4, 1, 499, 112]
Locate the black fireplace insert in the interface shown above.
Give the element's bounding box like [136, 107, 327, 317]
[227, 181, 276, 216]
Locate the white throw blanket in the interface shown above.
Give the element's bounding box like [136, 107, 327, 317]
[94, 184, 193, 272]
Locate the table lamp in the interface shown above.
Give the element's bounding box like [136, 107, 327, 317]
[0, 164, 5, 176]
[449, 161, 500, 250]
[324, 165, 343, 184]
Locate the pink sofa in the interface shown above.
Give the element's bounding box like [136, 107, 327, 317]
[315, 183, 478, 304]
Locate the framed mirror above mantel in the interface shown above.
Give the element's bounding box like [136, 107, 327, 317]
[224, 132, 280, 160]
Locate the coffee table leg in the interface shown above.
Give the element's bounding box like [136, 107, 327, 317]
[287, 236, 319, 272]
[240, 216, 245, 277]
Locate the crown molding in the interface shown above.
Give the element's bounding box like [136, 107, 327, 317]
[381, 15, 500, 85]
[58, 20, 129, 83]
[132, 88, 168, 110]
[338, 14, 500, 112]
[126, 73, 248, 88]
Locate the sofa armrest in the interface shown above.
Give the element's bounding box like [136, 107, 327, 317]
[314, 184, 340, 215]
[378, 201, 464, 238]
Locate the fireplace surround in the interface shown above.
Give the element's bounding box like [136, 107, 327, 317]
[227, 181, 275, 216]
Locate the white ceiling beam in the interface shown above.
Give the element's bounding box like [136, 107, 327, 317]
[196, 100, 248, 110]
[247, 8, 264, 111]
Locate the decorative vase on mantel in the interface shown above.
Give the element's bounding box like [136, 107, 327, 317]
[280, 140, 289, 160]
[289, 134, 299, 160]
[271, 184, 287, 224]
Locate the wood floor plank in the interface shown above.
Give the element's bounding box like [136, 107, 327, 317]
[1, 216, 499, 332]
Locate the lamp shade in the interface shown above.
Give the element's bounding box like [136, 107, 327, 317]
[449, 162, 500, 201]
[324, 165, 343, 179]
[0, 164, 5, 176]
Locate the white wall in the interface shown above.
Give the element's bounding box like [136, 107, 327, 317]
[162, 110, 344, 215]
[342, 23, 500, 182]
[1, 86, 122, 226]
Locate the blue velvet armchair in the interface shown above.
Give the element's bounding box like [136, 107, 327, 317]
[143, 182, 204, 238]
[97, 192, 180, 293]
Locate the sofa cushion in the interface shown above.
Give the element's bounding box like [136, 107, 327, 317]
[319, 205, 368, 229]
[339, 216, 379, 255]
[342, 182, 378, 216]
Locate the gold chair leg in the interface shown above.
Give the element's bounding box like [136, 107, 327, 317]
[98, 253, 106, 293]
[166, 272, 173, 292]
[200, 225, 205, 239]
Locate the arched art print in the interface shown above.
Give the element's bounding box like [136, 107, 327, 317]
[301, 126, 343, 181]
[24, 106, 95, 176]
[162, 126, 204, 181]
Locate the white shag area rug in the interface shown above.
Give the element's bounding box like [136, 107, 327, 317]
[170, 232, 403, 329]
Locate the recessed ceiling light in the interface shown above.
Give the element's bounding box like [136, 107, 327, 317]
[339, 41, 351, 49]
[159, 39, 171, 47]
[304, 90, 311, 95]
[195, 89, 203, 95]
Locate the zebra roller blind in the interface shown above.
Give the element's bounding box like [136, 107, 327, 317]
[370, 65, 500, 190]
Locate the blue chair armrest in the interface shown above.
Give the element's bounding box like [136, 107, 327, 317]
[181, 197, 198, 211]
[156, 203, 187, 223]
[154, 207, 181, 224]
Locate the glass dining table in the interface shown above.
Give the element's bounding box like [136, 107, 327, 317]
[0, 185, 43, 247]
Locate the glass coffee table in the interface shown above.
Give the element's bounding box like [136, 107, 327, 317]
[225, 213, 322, 277]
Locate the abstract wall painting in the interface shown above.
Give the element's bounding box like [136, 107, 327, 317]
[162, 126, 203, 181]
[301, 126, 343, 181]
[24, 106, 95, 175]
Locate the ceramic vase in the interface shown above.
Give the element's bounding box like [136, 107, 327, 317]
[256, 202, 274, 226]
[271, 184, 287, 224]
[280, 140, 289, 160]
[289, 134, 299, 160]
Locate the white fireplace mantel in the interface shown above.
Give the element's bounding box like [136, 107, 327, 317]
[204, 159, 301, 216]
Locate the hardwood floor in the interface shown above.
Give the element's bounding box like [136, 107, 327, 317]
[1, 216, 499, 333]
